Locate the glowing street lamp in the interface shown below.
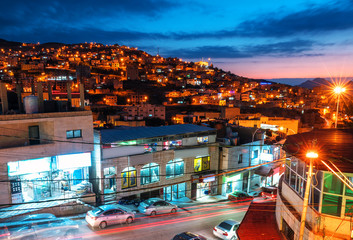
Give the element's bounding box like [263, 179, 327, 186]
[279, 126, 296, 135]
[299, 150, 318, 240]
[334, 86, 345, 128]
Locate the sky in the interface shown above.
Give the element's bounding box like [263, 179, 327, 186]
[2, 0, 353, 81]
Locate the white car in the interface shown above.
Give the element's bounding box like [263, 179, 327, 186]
[213, 219, 240, 240]
[86, 204, 135, 229]
[138, 198, 178, 216]
[0, 218, 79, 240]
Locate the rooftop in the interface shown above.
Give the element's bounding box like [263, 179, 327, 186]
[284, 129, 353, 172]
[98, 124, 216, 144]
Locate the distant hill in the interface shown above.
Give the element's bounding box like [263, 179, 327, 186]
[0, 39, 22, 48]
[298, 78, 331, 89]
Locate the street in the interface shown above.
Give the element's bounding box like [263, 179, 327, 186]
[72, 199, 255, 240]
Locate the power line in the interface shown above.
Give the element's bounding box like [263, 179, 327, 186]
[0, 159, 285, 209]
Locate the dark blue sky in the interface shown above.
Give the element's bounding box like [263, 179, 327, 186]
[2, 0, 353, 79]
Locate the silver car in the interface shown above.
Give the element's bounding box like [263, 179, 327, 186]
[138, 198, 178, 216]
[213, 219, 240, 240]
[1, 218, 79, 240]
[86, 204, 135, 229]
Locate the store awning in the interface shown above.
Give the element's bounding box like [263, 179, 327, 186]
[254, 166, 273, 177]
[254, 161, 282, 177]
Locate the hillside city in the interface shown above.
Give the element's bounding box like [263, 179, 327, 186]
[0, 39, 352, 239]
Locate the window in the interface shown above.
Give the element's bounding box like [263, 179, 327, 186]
[144, 143, 157, 153]
[197, 136, 208, 144]
[28, 125, 40, 145]
[66, 129, 82, 139]
[323, 172, 343, 195]
[121, 167, 137, 189]
[321, 194, 342, 217]
[252, 150, 259, 159]
[141, 163, 160, 185]
[166, 159, 184, 179]
[194, 156, 210, 172]
[238, 154, 243, 164]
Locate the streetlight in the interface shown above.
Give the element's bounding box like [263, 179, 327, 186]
[279, 126, 296, 135]
[334, 86, 345, 128]
[299, 150, 318, 240]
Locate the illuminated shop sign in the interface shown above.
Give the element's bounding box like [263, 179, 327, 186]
[8, 157, 51, 176]
[57, 152, 91, 169]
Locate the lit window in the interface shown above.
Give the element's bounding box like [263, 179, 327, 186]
[166, 159, 184, 179]
[66, 129, 82, 139]
[121, 167, 137, 189]
[194, 156, 210, 172]
[141, 163, 160, 185]
[197, 136, 208, 144]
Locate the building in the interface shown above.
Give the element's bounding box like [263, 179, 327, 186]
[125, 103, 165, 120]
[277, 129, 353, 240]
[219, 126, 283, 196]
[0, 111, 94, 206]
[91, 124, 219, 204]
[235, 116, 300, 135]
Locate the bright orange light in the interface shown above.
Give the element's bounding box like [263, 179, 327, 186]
[306, 151, 318, 159]
[334, 86, 346, 94]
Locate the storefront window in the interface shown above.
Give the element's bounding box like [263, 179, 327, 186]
[194, 156, 210, 172]
[121, 167, 137, 189]
[166, 159, 184, 179]
[8, 153, 92, 203]
[141, 163, 160, 185]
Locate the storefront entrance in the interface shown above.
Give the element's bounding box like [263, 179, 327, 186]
[163, 183, 186, 201]
[8, 153, 92, 203]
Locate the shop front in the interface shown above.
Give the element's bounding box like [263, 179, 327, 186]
[7, 152, 92, 203]
[223, 173, 243, 195]
[163, 182, 186, 201]
[191, 173, 217, 199]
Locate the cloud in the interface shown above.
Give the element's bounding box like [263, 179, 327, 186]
[166, 0, 353, 40]
[0, 0, 178, 34]
[161, 39, 323, 59]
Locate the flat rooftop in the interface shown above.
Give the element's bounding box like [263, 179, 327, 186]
[98, 124, 216, 144]
[284, 129, 353, 172]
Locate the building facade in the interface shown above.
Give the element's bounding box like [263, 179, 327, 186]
[277, 129, 353, 240]
[91, 124, 219, 203]
[0, 111, 94, 205]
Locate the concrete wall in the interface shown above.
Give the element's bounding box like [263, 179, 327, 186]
[277, 181, 352, 240]
[0, 111, 94, 205]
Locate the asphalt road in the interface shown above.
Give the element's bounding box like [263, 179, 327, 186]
[73, 199, 255, 240]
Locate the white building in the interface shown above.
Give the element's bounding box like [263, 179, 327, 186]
[91, 124, 219, 203]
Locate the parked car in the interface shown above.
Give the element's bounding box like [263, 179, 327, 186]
[0, 218, 79, 240]
[138, 198, 178, 216]
[227, 190, 254, 202]
[213, 220, 240, 240]
[172, 232, 207, 240]
[0, 226, 10, 240]
[261, 186, 278, 198]
[86, 204, 135, 229]
[248, 190, 262, 197]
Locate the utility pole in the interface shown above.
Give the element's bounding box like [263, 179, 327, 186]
[299, 142, 318, 240]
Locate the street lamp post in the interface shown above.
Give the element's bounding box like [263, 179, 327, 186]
[299, 151, 318, 240]
[334, 86, 345, 128]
